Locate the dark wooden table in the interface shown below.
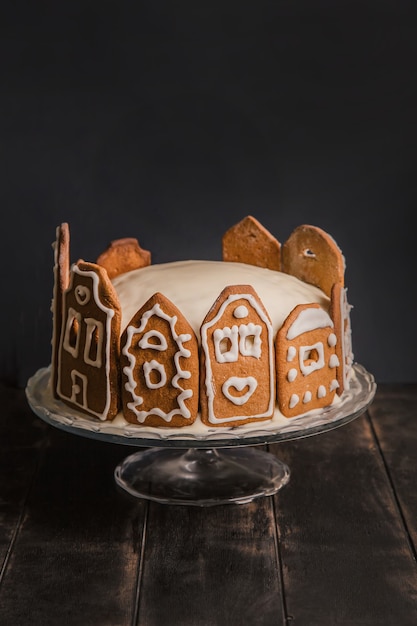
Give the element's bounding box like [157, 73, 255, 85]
[1, 380, 416, 626]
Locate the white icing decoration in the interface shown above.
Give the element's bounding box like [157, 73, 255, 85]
[75, 285, 90, 306]
[330, 379, 340, 391]
[328, 333, 337, 347]
[287, 346, 296, 362]
[143, 360, 167, 389]
[139, 330, 168, 351]
[213, 326, 239, 363]
[83, 318, 103, 367]
[303, 391, 312, 403]
[287, 368, 297, 382]
[329, 354, 340, 368]
[70, 370, 87, 406]
[238, 323, 262, 358]
[213, 323, 262, 362]
[303, 248, 316, 258]
[287, 307, 333, 340]
[299, 342, 324, 376]
[222, 376, 257, 406]
[62, 307, 81, 357]
[233, 305, 249, 319]
[122, 302, 193, 423]
[317, 385, 326, 398]
[200, 292, 275, 424]
[340, 287, 354, 390]
[289, 394, 299, 408]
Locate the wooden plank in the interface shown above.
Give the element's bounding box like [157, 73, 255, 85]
[0, 410, 146, 626]
[137, 477, 285, 626]
[368, 384, 417, 552]
[271, 407, 417, 626]
[0, 384, 46, 582]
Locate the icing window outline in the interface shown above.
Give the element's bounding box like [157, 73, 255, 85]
[139, 330, 168, 351]
[143, 359, 167, 389]
[214, 323, 262, 363]
[299, 341, 325, 376]
[238, 323, 262, 358]
[83, 318, 103, 367]
[63, 307, 82, 357]
[213, 326, 239, 363]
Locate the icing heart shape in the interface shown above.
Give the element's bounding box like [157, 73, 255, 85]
[75, 285, 90, 305]
[222, 376, 257, 406]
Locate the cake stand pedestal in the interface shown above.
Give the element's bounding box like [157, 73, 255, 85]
[26, 364, 376, 507]
[114, 446, 290, 506]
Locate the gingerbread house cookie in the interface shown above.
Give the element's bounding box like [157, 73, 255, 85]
[96, 237, 151, 279]
[120, 292, 199, 428]
[281, 224, 345, 297]
[57, 261, 121, 420]
[276, 303, 339, 418]
[200, 285, 275, 427]
[222, 215, 281, 271]
[51, 222, 70, 398]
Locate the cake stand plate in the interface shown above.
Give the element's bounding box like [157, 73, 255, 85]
[26, 363, 376, 506]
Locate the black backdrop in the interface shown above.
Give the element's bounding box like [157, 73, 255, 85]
[1, 1, 416, 387]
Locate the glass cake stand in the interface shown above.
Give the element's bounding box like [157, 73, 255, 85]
[25, 363, 376, 507]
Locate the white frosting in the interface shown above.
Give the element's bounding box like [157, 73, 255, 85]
[286, 307, 333, 340]
[112, 260, 330, 337]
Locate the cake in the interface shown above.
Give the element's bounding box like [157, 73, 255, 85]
[50, 216, 354, 430]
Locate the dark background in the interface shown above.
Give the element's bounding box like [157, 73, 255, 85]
[1, 1, 416, 388]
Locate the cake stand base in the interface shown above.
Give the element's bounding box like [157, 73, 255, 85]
[114, 446, 290, 506]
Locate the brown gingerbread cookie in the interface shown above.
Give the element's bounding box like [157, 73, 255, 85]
[200, 284, 275, 427]
[222, 215, 281, 271]
[56, 261, 121, 420]
[330, 282, 354, 395]
[276, 303, 339, 418]
[51, 222, 70, 398]
[281, 224, 345, 297]
[96, 237, 151, 279]
[120, 292, 199, 428]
